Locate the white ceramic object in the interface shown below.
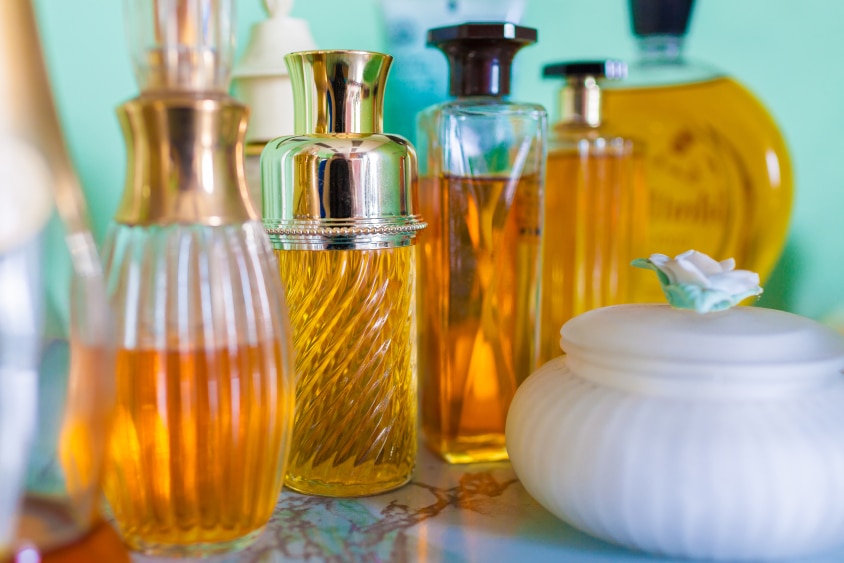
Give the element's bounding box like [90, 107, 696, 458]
[506, 304, 844, 561]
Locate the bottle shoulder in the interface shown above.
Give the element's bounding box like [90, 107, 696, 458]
[604, 58, 724, 90]
[420, 97, 547, 120]
[262, 133, 417, 160]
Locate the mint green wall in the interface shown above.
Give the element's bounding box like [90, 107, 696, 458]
[32, 0, 844, 322]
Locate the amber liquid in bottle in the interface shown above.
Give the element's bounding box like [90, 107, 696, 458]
[419, 173, 541, 464]
[103, 342, 292, 548]
[278, 247, 416, 496]
[603, 77, 792, 300]
[537, 146, 648, 365]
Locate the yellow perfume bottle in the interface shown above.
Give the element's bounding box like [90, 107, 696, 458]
[102, 0, 295, 556]
[603, 0, 792, 299]
[416, 23, 547, 463]
[537, 60, 648, 366]
[262, 50, 425, 497]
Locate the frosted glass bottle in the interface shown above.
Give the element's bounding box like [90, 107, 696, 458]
[101, 0, 295, 556]
[602, 0, 792, 301]
[538, 60, 648, 366]
[417, 23, 547, 464]
[261, 50, 424, 497]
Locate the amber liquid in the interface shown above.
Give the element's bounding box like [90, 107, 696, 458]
[538, 147, 648, 365]
[277, 247, 416, 497]
[418, 174, 541, 463]
[103, 342, 291, 553]
[603, 77, 792, 301]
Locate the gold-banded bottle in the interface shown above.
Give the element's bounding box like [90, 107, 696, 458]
[262, 50, 424, 497]
[102, 1, 295, 556]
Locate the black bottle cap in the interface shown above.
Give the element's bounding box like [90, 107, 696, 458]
[542, 60, 627, 80]
[427, 22, 537, 97]
[629, 0, 695, 37]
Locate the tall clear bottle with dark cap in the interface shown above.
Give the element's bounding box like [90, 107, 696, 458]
[537, 60, 648, 366]
[416, 23, 547, 464]
[262, 50, 425, 496]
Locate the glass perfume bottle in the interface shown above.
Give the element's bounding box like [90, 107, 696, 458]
[261, 50, 425, 496]
[0, 0, 113, 557]
[602, 0, 792, 299]
[102, 0, 295, 555]
[416, 23, 547, 464]
[537, 60, 648, 366]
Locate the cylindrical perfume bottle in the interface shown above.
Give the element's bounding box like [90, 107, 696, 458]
[416, 23, 547, 464]
[602, 0, 792, 295]
[0, 0, 113, 556]
[537, 61, 648, 366]
[262, 50, 424, 497]
[102, 0, 295, 556]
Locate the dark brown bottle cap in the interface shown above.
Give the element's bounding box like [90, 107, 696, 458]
[630, 0, 695, 37]
[542, 60, 627, 80]
[427, 22, 537, 97]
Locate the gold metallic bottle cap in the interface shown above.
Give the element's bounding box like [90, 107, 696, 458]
[262, 50, 425, 250]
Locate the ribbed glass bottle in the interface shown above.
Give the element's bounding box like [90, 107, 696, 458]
[101, 0, 295, 556]
[262, 50, 424, 497]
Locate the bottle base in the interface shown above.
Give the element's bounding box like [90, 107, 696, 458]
[425, 435, 510, 464]
[284, 474, 412, 497]
[121, 526, 263, 558]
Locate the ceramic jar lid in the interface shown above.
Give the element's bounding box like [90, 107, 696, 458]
[561, 304, 844, 387]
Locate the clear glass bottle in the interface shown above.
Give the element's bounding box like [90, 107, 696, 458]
[0, 0, 113, 557]
[416, 23, 547, 464]
[102, 0, 295, 556]
[261, 50, 425, 496]
[537, 60, 648, 366]
[602, 0, 793, 301]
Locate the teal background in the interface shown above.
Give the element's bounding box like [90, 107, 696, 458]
[30, 0, 844, 322]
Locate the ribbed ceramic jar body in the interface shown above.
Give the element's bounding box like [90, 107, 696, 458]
[102, 221, 295, 555]
[507, 306, 844, 561]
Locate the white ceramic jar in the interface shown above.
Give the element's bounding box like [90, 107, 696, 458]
[506, 303, 844, 561]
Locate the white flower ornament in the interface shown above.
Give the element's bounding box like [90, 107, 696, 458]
[632, 250, 763, 313]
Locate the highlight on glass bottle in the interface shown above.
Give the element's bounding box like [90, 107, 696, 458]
[602, 0, 792, 300]
[261, 49, 424, 497]
[416, 23, 547, 464]
[0, 0, 114, 558]
[101, 0, 295, 556]
[537, 60, 648, 365]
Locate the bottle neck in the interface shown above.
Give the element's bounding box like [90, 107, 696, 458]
[114, 94, 255, 227]
[636, 35, 685, 65]
[559, 77, 603, 128]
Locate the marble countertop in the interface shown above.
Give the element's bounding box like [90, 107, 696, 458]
[116, 445, 844, 563]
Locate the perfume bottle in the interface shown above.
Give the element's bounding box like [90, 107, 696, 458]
[416, 23, 547, 464]
[537, 60, 648, 366]
[232, 0, 316, 213]
[602, 0, 792, 297]
[0, 0, 113, 556]
[262, 50, 424, 496]
[102, 0, 295, 555]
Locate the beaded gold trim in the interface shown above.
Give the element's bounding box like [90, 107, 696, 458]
[265, 222, 427, 237]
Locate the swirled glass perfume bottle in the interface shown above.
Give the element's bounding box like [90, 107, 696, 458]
[416, 23, 547, 463]
[262, 50, 424, 497]
[101, 0, 295, 556]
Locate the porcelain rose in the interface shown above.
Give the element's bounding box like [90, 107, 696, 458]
[632, 250, 763, 313]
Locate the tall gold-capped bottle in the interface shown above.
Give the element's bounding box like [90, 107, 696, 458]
[102, 0, 295, 556]
[603, 0, 792, 299]
[537, 61, 648, 366]
[262, 50, 425, 496]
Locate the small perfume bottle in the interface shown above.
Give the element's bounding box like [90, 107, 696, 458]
[538, 60, 648, 365]
[416, 23, 547, 464]
[262, 50, 424, 496]
[603, 0, 792, 291]
[102, 0, 295, 555]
